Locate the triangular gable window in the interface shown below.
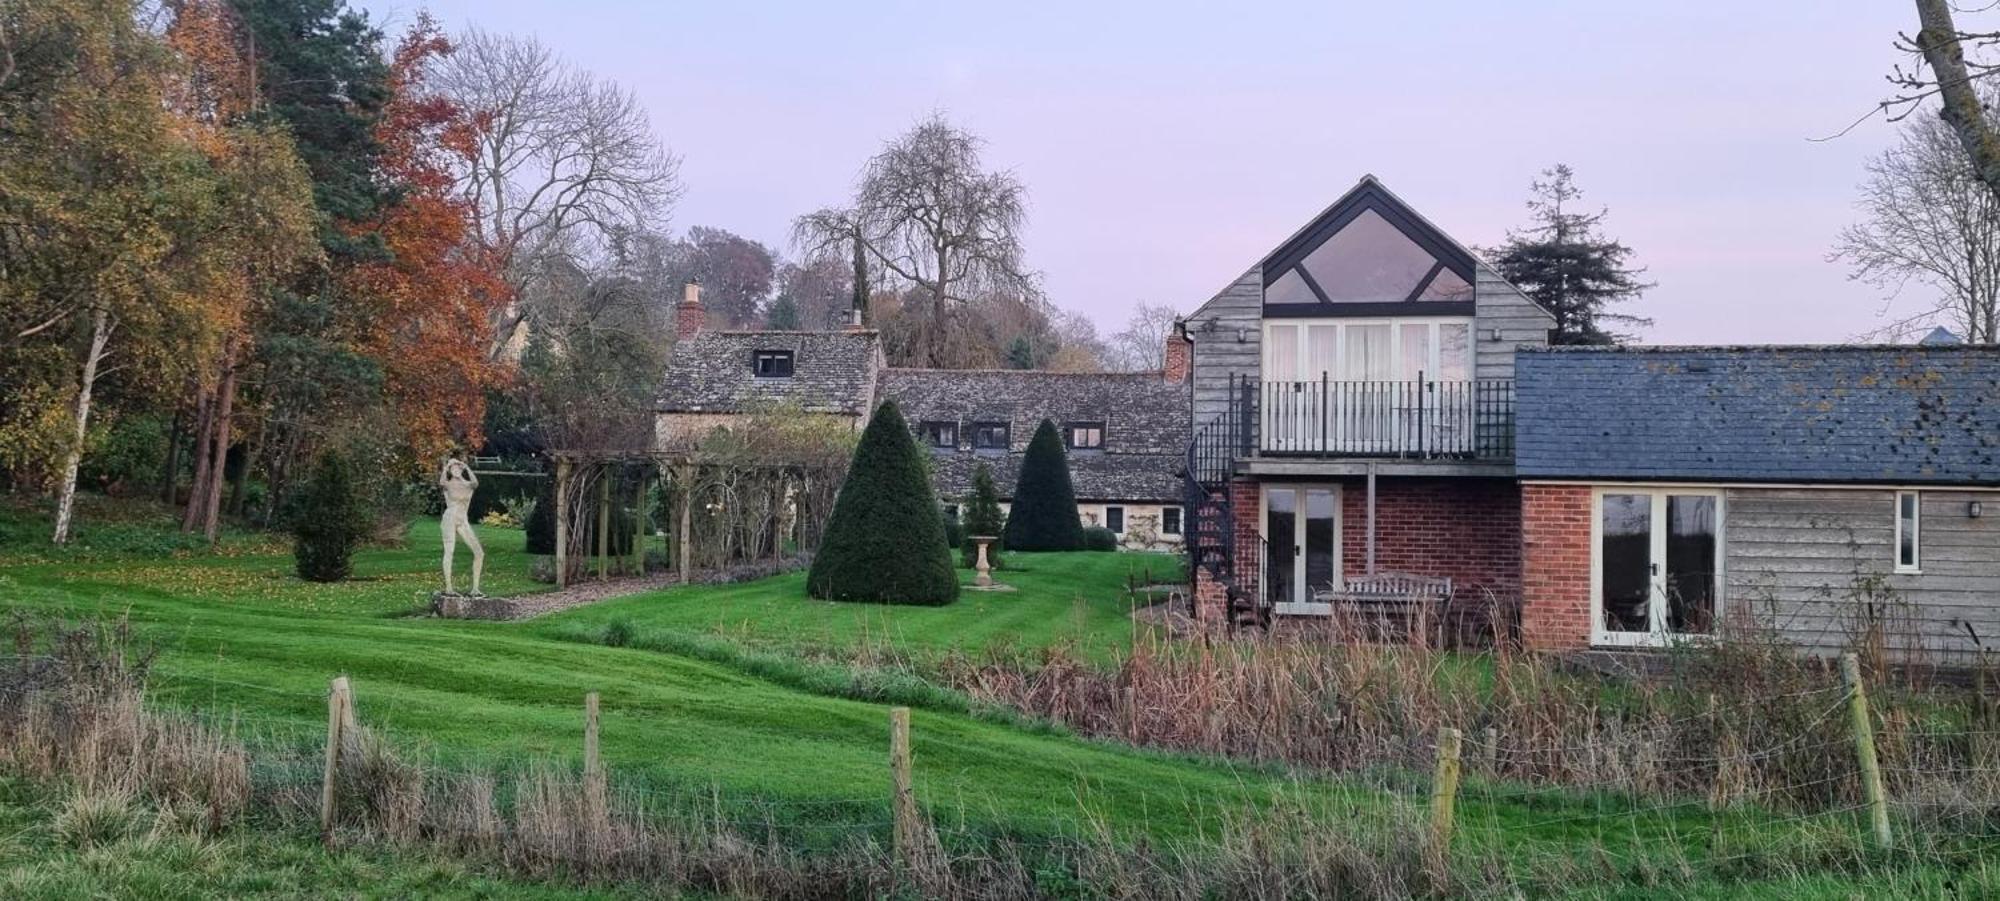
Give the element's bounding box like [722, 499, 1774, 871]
[1261, 182, 1477, 314]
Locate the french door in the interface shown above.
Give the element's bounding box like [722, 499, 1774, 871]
[1263, 485, 1341, 614]
[1592, 489, 1723, 646]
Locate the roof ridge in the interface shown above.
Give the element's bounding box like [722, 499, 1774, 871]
[1526, 344, 2000, 353]
[884, 367, 1167, 376]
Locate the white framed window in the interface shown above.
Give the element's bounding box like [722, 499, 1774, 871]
[1262, 317, 1474, 384]
[1161, 506, 1182, 535]
[1895, 491, 1921, 573]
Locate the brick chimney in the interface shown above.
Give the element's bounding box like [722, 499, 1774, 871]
[1163, 318, 1192, 384]
[675, 279, 705, 341]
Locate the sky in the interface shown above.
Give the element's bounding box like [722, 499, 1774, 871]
[355, 0, 1927, 344]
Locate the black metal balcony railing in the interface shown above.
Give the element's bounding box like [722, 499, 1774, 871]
[1247, 375, 1515, 461]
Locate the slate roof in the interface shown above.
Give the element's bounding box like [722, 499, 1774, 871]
[656, 330, 882, 415]
[877, 369, 1191, 502]
[1515, 346, 2000, 486]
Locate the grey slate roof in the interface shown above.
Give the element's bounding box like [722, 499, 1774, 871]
[1515, 346, 2000, 486]
[656, 330, 882, 415]
[877, 369, 1191, 502]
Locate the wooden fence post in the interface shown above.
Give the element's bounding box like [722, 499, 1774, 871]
[320, 675, 351, 842]
[1429, 727, 1463, 861]
[889, 706, 918, 868]
[1842, 653, 1893, 847]
[554, 459, 571, 589]
[584, 691, 606, 826]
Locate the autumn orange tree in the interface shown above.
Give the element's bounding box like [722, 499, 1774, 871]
[340, 15, 508, 462]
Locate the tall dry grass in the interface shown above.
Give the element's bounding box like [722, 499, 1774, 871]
[942, 608, 2000, 816]
[0, 616, 1519, 899]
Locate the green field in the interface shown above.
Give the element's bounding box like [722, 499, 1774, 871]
[0, 499, 1973, 895]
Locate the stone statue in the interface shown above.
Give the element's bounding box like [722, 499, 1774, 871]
[440, 456, 484, 596]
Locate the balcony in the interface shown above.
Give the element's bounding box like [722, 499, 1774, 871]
[1207, 375, 1515, 465]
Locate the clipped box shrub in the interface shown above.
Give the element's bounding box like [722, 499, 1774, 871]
[808, 401, 958, 605]
[1002, 420, 1082, 552]
[1081, 526, 1118, 552]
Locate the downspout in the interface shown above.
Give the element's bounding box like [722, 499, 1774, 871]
[1365, 462, 1377, 576]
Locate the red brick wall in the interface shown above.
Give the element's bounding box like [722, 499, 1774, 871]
[1520, 483, 1592, 650]
[1339, 478, 1520, 594]
[1163, 329, 1192, 384]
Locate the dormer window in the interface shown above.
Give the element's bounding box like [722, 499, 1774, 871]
[972, 421, 1010, 451]
[921, 421, 957, 449]
[752, 350, 794, 378]
[1066, 422, 1105, 450]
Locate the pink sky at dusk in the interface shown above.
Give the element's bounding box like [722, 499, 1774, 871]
[358, 0, 1932, 344]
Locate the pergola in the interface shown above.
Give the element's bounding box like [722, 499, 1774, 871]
[545, 449, 844, 589]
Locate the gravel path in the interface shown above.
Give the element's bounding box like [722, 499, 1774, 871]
[431, 572, 684, 621]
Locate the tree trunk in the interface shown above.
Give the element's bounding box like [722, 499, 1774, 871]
[160, 403, 183, 505]
[200, 344, 240, 545]
[182, 387, 215, 533]
[51, 309, 113, 545]
[1915, 0, 2000, 203]
[230, 416, 263, 517]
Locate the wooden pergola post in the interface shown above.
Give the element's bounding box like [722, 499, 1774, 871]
[596, 466, 610, 582]
[554, 458, 571, 589]
[629, 469, 644, 576]
[677, 464, 693, 585]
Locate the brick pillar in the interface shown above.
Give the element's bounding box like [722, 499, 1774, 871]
[1163, 320, 1192, 384]
[675, 280, 705, 341]
[1520, 484, 1592, 651]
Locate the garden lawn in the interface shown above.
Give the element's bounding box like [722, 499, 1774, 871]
[538, 550, 1181, 664]
[0, 500, 1927, 893]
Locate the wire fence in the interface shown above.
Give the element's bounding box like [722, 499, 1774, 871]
[6, 623, 2000, 898]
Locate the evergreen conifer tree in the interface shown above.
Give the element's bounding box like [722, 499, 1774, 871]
[766, 293, 800, 330]
[1002, 420, 1082, 551]
[807, 401, 958, 604]
[961, 462, 1006, 568]
[525, 474, 556, 555]
[1489, 165, 1652, 345]
[293, 451, 369, 582]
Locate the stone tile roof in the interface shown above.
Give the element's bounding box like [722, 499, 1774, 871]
[655, 330, 882, 415]
[877, 368, 1191, 503]
[1515, 346, 2000, 485]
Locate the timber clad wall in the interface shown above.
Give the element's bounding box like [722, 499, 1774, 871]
[1342, 478, 1520, 593]
[1472, 264, 1555, 382]
[1520, 484, 1591, 650]
[1190, 269, 1264, 426]
[1724, 488, 2000, 661]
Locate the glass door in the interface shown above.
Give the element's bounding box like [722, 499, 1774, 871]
[1265, 485, 1341, 614]
[1594, 489, 1721, 646]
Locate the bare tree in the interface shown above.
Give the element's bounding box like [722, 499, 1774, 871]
[1835, 105, 2000, 343]
[792, 113, 1036, 366]
[434, 28, 682, 360]
[1105, 302, 1182, 372]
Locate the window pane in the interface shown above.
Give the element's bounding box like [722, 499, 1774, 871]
[1266, 267, 1318, 305]
[1398, 323, 1429, 381]
[1666, 495, 1717, 635]
[1343, 325, 1392, 381]
[1304, 489, 1337, 594]
[1300, 209, 1440, 303]
[1162, 507, 1181, 534]
[1600, 494, 1652, 633]
[1266, 325, 1299, 381]
[1418, 268, 1474, 302]
[1265, 489, 1296, 606]
[1307, 325, 1339, 378]
[1898, 493, 1919, 568]
[1437, 323, 1471, 381]
[1106, 507, 1124, 533]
